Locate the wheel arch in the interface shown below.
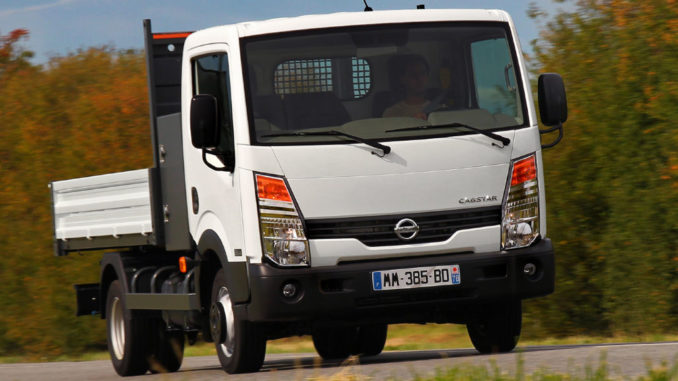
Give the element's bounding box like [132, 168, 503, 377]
[197, 248, 221, 321]
[100, 265, 118, 319]
[99, 253, 130, 319]
[196, 229, 250, 306]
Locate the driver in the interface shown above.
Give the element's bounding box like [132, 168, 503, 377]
[382, 55, 430, 120]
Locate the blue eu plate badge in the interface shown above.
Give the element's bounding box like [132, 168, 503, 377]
[451, 265, 461, 285]
[373, 271, 382, 290]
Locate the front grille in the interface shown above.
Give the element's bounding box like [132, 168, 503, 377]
[305, 206, 501, 247]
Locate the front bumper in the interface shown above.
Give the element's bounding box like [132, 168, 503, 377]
[244, 238, 554, 324]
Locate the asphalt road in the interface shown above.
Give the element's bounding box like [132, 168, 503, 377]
[2, 342, 677, 380]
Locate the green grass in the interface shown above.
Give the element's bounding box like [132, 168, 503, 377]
[315, 355, 678, 381]
[413, 359, 678, 381]
[0, 351, 111, 364]
[1, 324, 677, 364]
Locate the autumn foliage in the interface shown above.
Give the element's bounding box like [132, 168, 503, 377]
[0, 30, 151, 357]
[525, 0, 678, 337]
[0, 0, 678, 357]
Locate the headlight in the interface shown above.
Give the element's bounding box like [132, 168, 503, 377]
[502, 154, 540, 250]
[255, 174, 309, 266]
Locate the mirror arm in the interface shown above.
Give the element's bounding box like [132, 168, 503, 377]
[539, 124, 561, 134]
[202, 148, 232, 171]
[540, 123, 563, 149]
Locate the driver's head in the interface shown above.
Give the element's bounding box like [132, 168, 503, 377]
[398, 55, 429, 97]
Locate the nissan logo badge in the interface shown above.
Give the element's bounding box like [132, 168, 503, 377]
[394, 218, 420, 241]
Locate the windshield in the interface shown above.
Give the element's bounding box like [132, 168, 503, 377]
[243, 22, 526, 146]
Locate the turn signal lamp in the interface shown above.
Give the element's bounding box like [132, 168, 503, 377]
[510, 155, 536, 186]
[179, 256, 187, 273]
[502, 154, 540, 250]
[257, 175, 292, 202]
[255, 174, 309, 266]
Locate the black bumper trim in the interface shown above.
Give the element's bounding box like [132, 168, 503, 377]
[244, 239, 554, 324]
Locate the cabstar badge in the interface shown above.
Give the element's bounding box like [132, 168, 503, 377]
[458, 195, 498, 204]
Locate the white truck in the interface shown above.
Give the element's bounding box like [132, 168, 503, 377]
[50, 7, 567, 376]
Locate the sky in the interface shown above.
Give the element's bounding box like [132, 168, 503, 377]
[0, 0, 570, 65]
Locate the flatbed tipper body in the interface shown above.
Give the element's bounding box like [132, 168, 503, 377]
[51, 8, 567, 376]
[53, 169, 156, 249]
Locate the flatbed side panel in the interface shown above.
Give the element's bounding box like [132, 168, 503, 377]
[51, 169, 156, 254]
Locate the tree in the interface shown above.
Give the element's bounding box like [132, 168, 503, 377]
[0, 39, 151, 357]
[0, 29, 32, 79]
[526, 0, 678, 336]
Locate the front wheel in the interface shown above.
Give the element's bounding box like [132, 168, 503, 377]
[352, 324, 388, 357]
[313, 324, 388, 360]
[466, 300, 522, 354]
[312, 326, 355, 360]
[211, 269, 266, 374]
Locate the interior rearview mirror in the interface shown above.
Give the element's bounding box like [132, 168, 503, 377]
[190, 94, 219, 149]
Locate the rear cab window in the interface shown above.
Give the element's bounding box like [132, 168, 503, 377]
[273, 57, 372, 99]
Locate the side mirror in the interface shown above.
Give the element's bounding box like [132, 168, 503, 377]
[538, 73, 567, 126]
[538, 73, 567, 148]
[190, 94, 219, 148]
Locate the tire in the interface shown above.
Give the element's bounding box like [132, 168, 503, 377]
[147, 319, 184, 373]
[466, 300, 522, 354]
[352, 324, 388, 357]
[211, 269, 266, 374]
[106, 280, 149, 376]
[312, 326, 356, 360]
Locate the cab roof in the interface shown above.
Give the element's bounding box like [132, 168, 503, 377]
[185, 9, 511, 48]
[234, 9, 510, 38]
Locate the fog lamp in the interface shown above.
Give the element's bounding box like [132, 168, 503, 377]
[523, 263, 537, 276]
[282, 282, 297, 298]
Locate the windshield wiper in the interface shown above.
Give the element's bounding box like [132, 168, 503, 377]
[386, 122, 510, 147]
[260, 130, 391, 156]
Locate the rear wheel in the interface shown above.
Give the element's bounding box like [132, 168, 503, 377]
[147, 320, 184, 373]
[211, 269, 266, 373]
[106, 280, 149, 376]
[466, 300, 522, 354]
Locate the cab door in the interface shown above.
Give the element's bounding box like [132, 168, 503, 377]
[183, 44, 246, 265]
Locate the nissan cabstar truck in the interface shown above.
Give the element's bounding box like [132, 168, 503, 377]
[50, 7, 567, 376]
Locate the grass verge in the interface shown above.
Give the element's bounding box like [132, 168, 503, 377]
[318, 354, 678, 381]
[415, 360, 678, 381]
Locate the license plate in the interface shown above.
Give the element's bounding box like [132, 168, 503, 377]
[372, 265, 460, 291]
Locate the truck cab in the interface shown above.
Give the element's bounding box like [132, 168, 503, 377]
[51, 8, 566, 376]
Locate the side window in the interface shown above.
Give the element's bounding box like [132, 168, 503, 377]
[192, 53, 235, 167]
[470, 38, 520, 118]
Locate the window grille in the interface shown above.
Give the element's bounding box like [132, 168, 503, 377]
[274, 59, 333, 95]
[351, 57, 371, 98]
[273, 57, 372, 99]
